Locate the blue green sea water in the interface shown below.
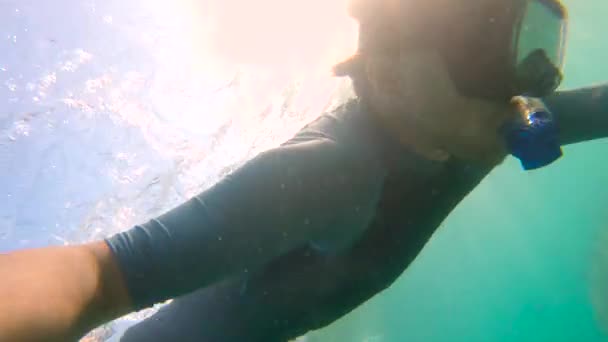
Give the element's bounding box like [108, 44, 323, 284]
[306, 1, 608, 341]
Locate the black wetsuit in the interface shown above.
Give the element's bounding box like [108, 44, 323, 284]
[109, 85, 608, 341]
[106, 99, 488, 341]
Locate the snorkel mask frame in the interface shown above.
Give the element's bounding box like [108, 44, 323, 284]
[511, 0, 568, 97]
[441, 0, 569, 101]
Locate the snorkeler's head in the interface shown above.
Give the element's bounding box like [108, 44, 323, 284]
[337, 0, 567, 101]
[334, 0, 567, 166]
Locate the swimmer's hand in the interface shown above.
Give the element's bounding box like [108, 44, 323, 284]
[0, 242, 132, 342]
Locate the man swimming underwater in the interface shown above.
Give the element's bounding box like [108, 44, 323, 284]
[1, 0, 608, 341]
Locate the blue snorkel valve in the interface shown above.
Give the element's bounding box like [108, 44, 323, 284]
[503, 96, 562, 170]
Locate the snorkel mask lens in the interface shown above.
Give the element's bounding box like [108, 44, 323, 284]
[505, 0, 568, 170]
[513, 0, 568, 97]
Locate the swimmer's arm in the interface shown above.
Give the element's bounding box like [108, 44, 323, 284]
[105, 138, 366, 310]
[546, 83, 608, 145]
[0, 241, 132, 342]
[0, 138, 356, 341]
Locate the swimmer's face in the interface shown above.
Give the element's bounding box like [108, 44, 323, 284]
[362, 48, 514, 166]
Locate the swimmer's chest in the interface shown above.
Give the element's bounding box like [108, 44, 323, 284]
[308, 162, 441, 254]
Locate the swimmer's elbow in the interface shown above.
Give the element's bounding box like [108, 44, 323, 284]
[82, 241, 134, 326]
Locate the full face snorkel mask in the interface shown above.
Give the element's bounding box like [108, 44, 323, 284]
[353, 0, 569, 170]
[503, 0, 568, 170]
[442, 0, 569, 170]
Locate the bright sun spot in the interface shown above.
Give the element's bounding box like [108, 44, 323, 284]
[151, 0, 358, 75]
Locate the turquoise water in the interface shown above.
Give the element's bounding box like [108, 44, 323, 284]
[307, 1, 608, 341]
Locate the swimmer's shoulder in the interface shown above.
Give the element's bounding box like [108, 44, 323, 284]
[282, 99, 389, 160]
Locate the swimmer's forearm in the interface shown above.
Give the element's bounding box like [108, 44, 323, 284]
[546, 83, 608, 145]
[0, 242, 132, 342]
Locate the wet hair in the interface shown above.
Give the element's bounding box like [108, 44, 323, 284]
[331, 21, 391, 99]
[331, 0, 410, 99]
[332, 51, 367, 98]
